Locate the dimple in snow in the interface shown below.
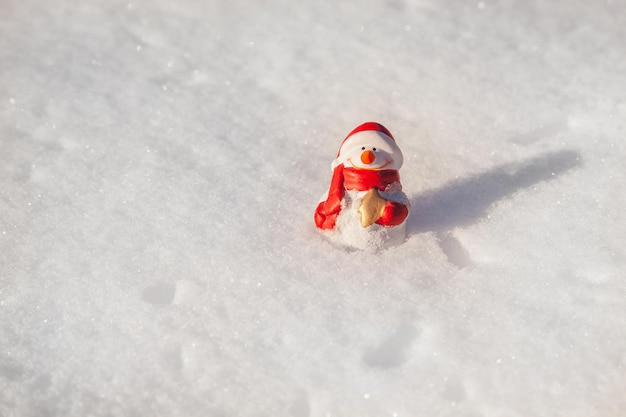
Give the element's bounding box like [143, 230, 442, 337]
[314, 122, 410, 250]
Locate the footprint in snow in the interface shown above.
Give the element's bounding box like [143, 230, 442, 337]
[363, 322, 419, 368]
[142, 281, 176, 306]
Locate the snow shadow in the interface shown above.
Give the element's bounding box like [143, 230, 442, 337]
[407, 150, 582, 234]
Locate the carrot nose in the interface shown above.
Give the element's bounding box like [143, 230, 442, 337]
[360, 150, 375, 164]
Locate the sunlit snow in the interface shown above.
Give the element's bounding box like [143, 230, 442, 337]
[1, 0, 626, 416]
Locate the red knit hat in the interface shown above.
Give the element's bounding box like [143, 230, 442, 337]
[337, 122, 395, 157]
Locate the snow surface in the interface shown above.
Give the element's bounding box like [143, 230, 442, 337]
[1, 0, 626, 415]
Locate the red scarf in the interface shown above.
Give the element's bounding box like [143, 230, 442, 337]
[314, 165, 401, 230]
[342, 167, 400, 192]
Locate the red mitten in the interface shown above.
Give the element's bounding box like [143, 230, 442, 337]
[376, 200, 409, 226]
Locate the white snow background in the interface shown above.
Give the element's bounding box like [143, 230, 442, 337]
[1, 0, 626, 415]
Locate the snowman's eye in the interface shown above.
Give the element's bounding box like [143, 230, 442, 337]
[373, 147, 377, 151]
[361, 147, 366, 150]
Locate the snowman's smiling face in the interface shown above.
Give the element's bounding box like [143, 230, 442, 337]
[346, 146, 393, 170]
[333, 130, 403, 171]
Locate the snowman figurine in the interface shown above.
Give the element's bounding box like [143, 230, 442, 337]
[315, 122, 409, 250]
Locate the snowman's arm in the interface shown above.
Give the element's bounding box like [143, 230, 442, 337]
[314, 165, 344, 230]
[376, 200, 409, 226]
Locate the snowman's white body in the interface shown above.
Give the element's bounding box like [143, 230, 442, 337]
[329, 187, 409, 250]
